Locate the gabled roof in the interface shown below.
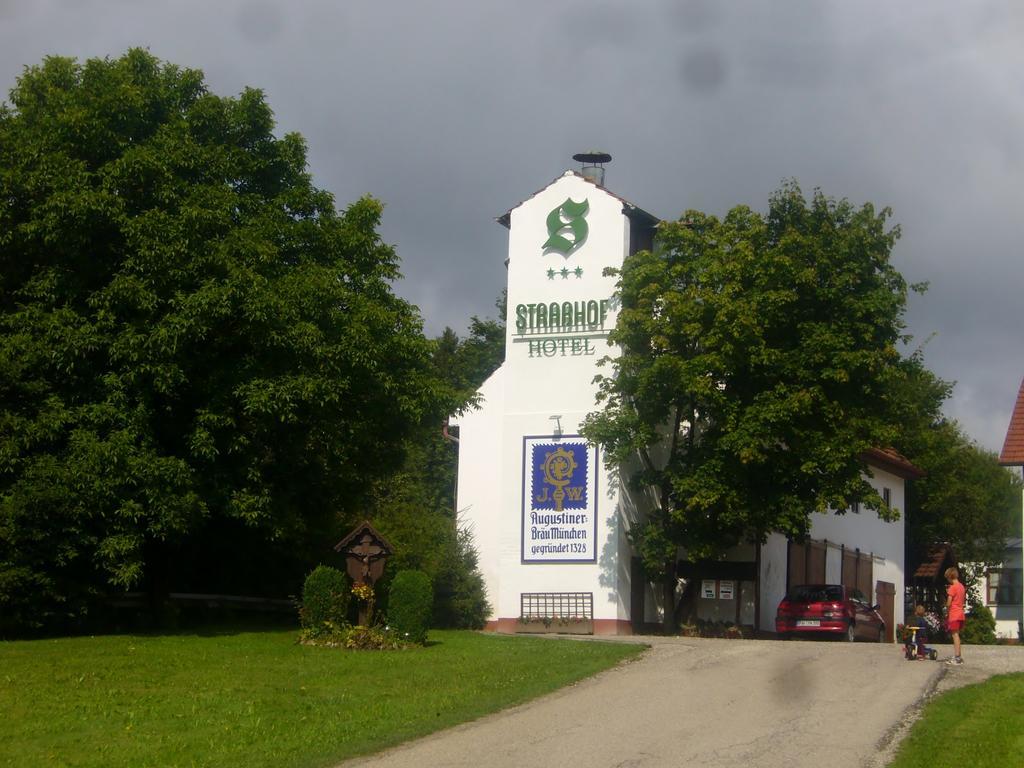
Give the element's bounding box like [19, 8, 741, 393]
[496, 170, 659, 230]
[999, 377, 1024, 466]
[911, 543, 957, 580]
[862, 447, 925, 480]
[333, 520, 393, 554]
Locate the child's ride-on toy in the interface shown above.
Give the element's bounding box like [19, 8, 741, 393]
[903, 626, 938, 660]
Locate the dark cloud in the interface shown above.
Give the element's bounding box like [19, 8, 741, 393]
[0, 0, 23, 20]
[235, 1, 285, 45]
[1, 0, 1021, 451]
[668, 0, 720, 33]
[559, 3, 641, 47]
[680, 48, 728, 93]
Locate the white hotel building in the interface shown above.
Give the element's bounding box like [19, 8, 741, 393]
[451, 156, 919, 638]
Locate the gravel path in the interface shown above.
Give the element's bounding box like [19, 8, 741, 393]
[339, 637, 1024, 768]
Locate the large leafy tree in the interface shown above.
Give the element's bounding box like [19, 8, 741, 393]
[367, 296, 506, 628]
[582, 183, 911, 631]
[893, 357, 1021, 570]
[909, 423, 1021, 564]
[0, 50, 443, 632]
[434, 291, 507, 408]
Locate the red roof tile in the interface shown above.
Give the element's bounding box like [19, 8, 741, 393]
[999, 377, 1024, 466]
[912, 544, 957, 580]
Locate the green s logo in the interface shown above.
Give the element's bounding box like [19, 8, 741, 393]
[543, 198, 589, 256]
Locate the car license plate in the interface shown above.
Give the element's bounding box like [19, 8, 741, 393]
[796, 620, 820, 627]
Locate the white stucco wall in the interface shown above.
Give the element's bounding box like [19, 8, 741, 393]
[811, 465, 906, 616]
[758, 465, 907, 635]
[621, 479, 663, 624]
[992, 546, 1022, 640]
[449, 367, 506, 618]
[759, 534, 789, 632]
[455, 171, 635, 627]
[967, 543, 1023, 640]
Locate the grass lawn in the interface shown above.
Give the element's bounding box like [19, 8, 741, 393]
[889, 673, 1024, 768]
[0, 628, 644, 768]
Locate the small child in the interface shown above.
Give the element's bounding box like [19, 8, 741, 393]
[911, 605, 930, 659]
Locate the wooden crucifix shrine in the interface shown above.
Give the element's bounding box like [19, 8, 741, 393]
[334, 521, 393, 625]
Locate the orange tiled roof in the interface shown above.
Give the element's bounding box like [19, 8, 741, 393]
[862, 447, 925, 479]
[999, 377, 1024, 466]
[912, 544, 957, 580]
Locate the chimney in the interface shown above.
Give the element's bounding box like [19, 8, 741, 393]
[572, 151, 611, 186]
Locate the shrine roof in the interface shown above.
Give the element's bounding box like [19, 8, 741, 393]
[333, 520, 393, 553]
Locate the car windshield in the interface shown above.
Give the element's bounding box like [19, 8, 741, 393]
[786, 585, 843, 603]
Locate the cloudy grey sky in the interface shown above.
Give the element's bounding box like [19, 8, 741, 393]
[2, 0, 1022, 452]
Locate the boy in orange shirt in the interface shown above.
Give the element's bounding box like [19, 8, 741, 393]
[944, 566, 966, 665]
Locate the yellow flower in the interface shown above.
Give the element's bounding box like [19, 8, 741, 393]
[351, 583, 374, 602]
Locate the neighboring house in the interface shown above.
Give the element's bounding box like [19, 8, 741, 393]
[452, 156, 918, 639]
[659, 447, 920, 641]
[995, 377, 1024, 641]
[745, 447, 921, 642]
[974, 539, 1022, 640]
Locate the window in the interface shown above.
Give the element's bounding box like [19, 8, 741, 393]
[882, 488, 891, 507]
[986, 569, 1022, 606]
[787, 585, 844, 602]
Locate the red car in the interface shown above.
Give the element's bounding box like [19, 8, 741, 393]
[776, 584, 886, 642]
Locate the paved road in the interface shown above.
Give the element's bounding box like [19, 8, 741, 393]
[339, 636, 1024, 768]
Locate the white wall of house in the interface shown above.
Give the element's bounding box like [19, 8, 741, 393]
[990, 543, 1022, 640]
[757, 465, 907, 635]
[759, 534, 789, 632]
[453, 171, 635, 630]
[815, 464, 906, 612]
[968, 541, 1023, 640]
[450, 366, 506, 618]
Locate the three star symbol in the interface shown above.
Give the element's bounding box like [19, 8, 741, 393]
[547, 267, 584, 280]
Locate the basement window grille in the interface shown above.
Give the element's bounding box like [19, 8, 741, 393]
[520, 592, 593, 620]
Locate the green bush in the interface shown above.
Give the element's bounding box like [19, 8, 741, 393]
[300, 566, 349, 633]
[388, 570, 433, 644]
[961, 603, 997, 645]
[432, 527, 490, 629]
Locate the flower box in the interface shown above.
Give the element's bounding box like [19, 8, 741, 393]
[515, 617, 594, 635]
